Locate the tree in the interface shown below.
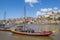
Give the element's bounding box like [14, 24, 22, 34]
[46, 17, 53, 21]
[57, 17, 60, 21]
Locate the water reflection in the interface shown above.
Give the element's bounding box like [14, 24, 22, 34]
[0, 31, 54, 40]
[12, 34, 54, 40]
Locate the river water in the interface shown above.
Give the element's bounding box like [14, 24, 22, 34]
[0, 24, 60, 40]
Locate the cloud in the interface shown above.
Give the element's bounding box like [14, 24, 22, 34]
[53, 10, 58, 13]
[36, 11, 46, 16]
[25, 0, 38, 7]
[53, 7, 58, 10]
[36, 11, 41, 16]
[36, 7, 59, 16]
[40, 8, 48, 12]
[58, 10, 60, 12]
[40, 8, 52, 12]
[48, 8, 52, 11]
[36, 8, 48, 16]
[53, 7, 58, 13]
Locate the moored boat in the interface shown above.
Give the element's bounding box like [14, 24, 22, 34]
[10, 25, 53, 36]
[0, 27, 11, 31]
[11, 30, 52, 36]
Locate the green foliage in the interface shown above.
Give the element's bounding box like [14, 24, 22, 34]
[46, 17, 53, 20]
[57, 17, 60, 20]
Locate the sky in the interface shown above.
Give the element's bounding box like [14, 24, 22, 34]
[0, 0, 60, 20]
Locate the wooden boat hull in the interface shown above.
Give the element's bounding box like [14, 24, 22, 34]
[0, 29, 11, 31]
[11, 31, 52, 36]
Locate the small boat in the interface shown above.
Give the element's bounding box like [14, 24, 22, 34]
[10, 25, 53, 36]
[0, 27, 11, 31]
[11, 29, 52, 36]
[0, 24, 11, 31]
[0, 29, 11, 31]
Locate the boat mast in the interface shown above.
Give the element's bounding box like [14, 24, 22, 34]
[3, 11, 6, 27]
[4, 11, 6, 21]
[23, 6, 26, 30]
